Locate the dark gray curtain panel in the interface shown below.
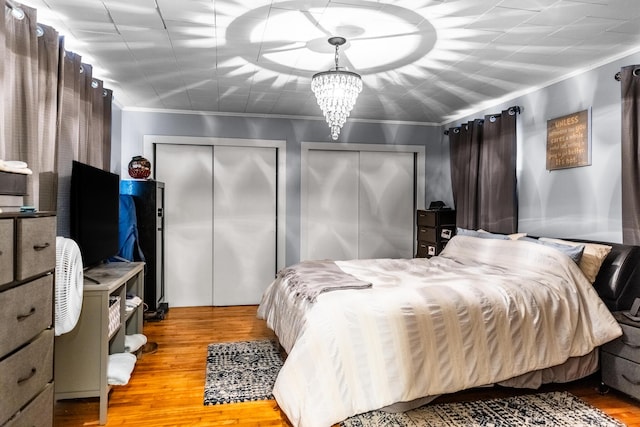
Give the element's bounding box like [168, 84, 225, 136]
[449, 120, 482, 230]
[479, 109, 518, 234]
[449, 108, 518, 234]
[621, 65, 640, 245]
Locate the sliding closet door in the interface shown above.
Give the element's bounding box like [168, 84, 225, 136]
[156, 143, 278, 307]
[359, 151, 415, 259]
[212, 146, 277, 306]
[305, 150, 359, 261]
[303, 147, 416, 261]
[155, 144, 213, 307]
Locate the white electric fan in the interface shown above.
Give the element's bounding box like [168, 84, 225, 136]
[55, 236, 84, 336]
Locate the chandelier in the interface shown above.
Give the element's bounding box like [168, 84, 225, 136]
[311, 37, 362, 140]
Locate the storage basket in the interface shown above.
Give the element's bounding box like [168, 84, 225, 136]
[108, 296, 121, 337]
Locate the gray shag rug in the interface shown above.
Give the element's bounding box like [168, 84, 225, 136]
[203, 339, 282, 405]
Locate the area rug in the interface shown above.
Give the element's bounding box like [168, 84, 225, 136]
[341, 391, 625, 427]
[203, 339, 283, 405]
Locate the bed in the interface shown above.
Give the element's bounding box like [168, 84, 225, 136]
[257, 234, 640, 427]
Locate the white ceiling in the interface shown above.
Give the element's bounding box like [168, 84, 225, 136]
[16, 0, 640, 124]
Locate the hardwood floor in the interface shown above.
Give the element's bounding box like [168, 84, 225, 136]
[54, 306, 640, 426]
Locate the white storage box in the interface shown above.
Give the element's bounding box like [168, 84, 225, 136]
[108, 296, 121, 338]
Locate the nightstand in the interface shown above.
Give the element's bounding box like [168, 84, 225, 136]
[415, 209, 456, 258]
[601, 311, 640, 400]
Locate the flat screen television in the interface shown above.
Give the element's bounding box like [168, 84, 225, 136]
[70, 160, 120, 270]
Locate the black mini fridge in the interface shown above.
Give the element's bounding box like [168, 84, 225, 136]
[120, 179, 167, 317]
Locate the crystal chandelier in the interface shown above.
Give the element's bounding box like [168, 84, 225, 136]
[311, 37, 362, 140]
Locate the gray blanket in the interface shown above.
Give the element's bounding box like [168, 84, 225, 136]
[279, 260, 372, 303]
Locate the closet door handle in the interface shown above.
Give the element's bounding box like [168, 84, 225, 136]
[33, 242, 50, 251]
[17, 368, 37, 384]
[17, 307, 36, 321]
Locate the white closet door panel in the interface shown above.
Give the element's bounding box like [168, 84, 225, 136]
[306, 150, 359, 261]
[359, 151, 415, 259]
[212, 146, 277, 306]
[155, 144, 213, 307]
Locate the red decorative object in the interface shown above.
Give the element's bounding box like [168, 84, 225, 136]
[128, 156, 151, 179]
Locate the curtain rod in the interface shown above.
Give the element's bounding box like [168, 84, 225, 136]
[5, 0, 19, 10]
[444, 105, 521, 135]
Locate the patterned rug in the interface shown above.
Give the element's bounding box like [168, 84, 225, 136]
[203, 339, 283, 405]
[342, 391, 625, 427]
[204, 341, 623, 426]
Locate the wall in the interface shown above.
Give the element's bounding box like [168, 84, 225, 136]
[117, 112, 441, 265]
[442, 50, 640, 243]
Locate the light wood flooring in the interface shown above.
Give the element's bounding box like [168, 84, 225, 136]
[54, 306, 640, 426]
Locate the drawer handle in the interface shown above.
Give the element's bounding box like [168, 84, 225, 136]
[17, 307, 36, 321]
[17, 368, 37, 384]
[33, 242, 50, 251]
[621, 337, 640, 349]
[622, 373, 640, 386]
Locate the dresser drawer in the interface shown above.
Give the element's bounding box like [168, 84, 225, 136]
[601, 351, 640, 400]
[0, 219, 13, 285]
[601, 322, 640, 364]
[16, 216, 56, 281]
[416, 241, 446, 258]
[417, 210, 456, 227]
[0, 275, 53, 359]
[0, 329, 54, 425]
[418, 226, 437, 242]
[2, 382, 53, 427]
[417, 226, 456, 244]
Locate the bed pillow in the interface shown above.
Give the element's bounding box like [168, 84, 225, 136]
[518, 236, 585, 264]
[539, 238, 612, 284]
[508, 232, 527, 240]
[456, 227, 510, 240]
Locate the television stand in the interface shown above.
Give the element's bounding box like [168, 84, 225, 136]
[84, 275, 100, 284]
[54, 262, 145, 425]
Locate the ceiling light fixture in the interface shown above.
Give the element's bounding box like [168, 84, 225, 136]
[311, 37, 362, 141]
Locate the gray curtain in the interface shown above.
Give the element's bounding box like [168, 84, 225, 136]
[102, 88, 113, 170]
[1, 2, 112, 223]
[36, 23, 59, 211]
[449, 107, 519, 234]
[0, 2, 5, 152]
[478, 109, 518, 234]
[3, 3, 38, 206]
[621, 65, 640, 245]
[449, 120, 482, 229]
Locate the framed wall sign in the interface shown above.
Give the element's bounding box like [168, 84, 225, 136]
[546, 108, 591, 170]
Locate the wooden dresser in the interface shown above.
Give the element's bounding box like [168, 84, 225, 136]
[0, 212, 56, 427]
[416, 209, 456, 258]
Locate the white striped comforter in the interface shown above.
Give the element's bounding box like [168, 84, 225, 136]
[257, 235, 622, 427]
